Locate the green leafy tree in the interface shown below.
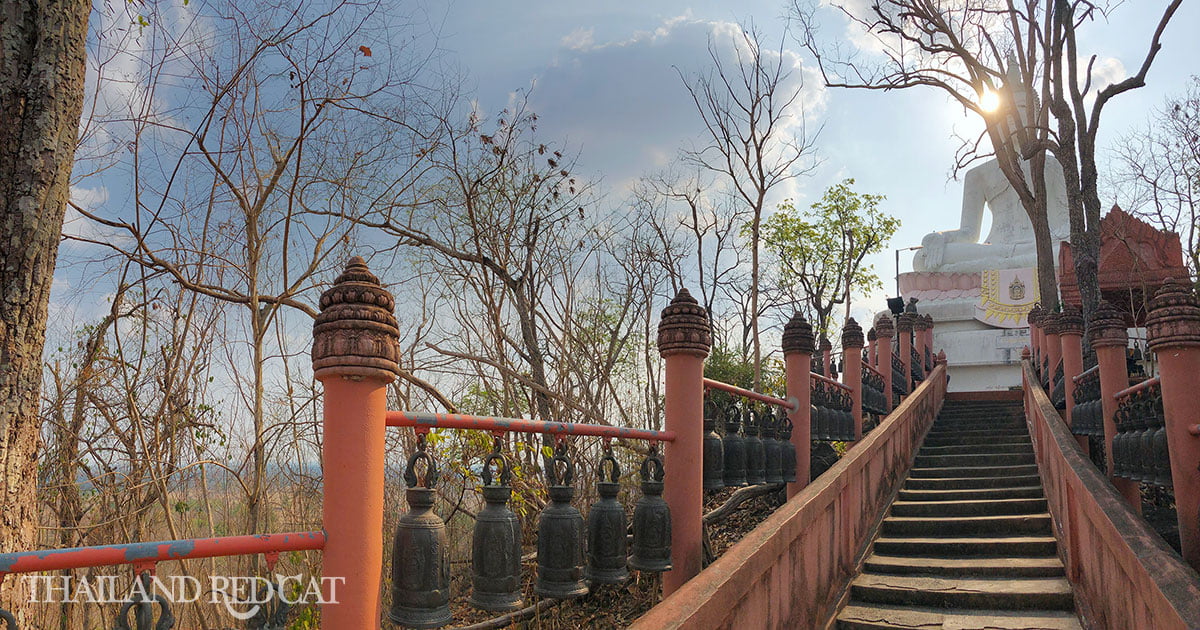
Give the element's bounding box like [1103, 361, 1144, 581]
[762, 179, 899, 336]
[703, 344, 784, 408]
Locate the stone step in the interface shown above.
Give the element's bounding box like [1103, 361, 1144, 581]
[873, 535, 1059, 557]
[836, 603, 1082, 629]
[929, 422, 1026, 432]
[890, 497, 1048, 517]
[897, 485, 1044, 502]
[934, 414, 1024, 422]
[939, 404, 1023, 411]
[935, 410, 1024, 417]
[834, 402, 1079, 629]
[928, 428, 1026, 437]
[914, 453, 1036, 468]
[916, 429, 1032, 444]
[849, 574, 1074, 610]
[909, 464, 1039, 479]
[881, 513, 1052, 536]
[862, 553, 1065, 578]
[925, 427, 1028, 439]
[904, 474, 1042, 490]
[919, 442, 1033, 456]
[923, 434, 1032, 447]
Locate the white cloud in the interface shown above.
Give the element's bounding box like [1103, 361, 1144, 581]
[63, 185, 133, 248]
[63, 185, 109, 240]
[1083, 55, 1127, 93]
[560, 27, 595, 51]
[528, 15, 825, 205]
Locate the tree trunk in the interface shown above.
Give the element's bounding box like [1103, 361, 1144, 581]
[750, 212, 761, 390]
[1031, 212, 1059, 311]
[0, 0, 89, 619]
[1027, 158, 1060, 311]
[1077, 132, 1105, 321]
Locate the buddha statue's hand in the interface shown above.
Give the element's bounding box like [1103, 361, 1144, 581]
[919, 231, 948, 269]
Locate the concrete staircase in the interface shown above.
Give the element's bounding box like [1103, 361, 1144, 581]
[837, 400, 1083, 629]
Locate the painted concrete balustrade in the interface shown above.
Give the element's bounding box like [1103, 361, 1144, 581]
[1022, 358, 1200, 628]
[631, 360, 948, 629]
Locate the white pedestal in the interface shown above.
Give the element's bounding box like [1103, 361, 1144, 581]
[921, 298, 1029, 392]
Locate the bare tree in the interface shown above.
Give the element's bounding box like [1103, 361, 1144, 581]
[678, 22, 819, 388]
[353, 97, 603, 453]
[38, 266, 229, 628]
[631, 170, 754, 354]
[1113, 76, 1200, 289]
[1047, 0, 1182, 320]
[69, 0, 443, 536]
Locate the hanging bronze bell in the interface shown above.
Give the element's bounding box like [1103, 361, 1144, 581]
[1153, 425, 1171, 486]
[779, 413, 797, 483]
[390, 435, 452, 629]
[469, 442, 523, 612]
[813, 386, 829, 440]
[839, 393, 853, 440]
[629, 447, 672, 573]
[762, 408, 783, 484]
[586, 447, 629, 585]
[1139, 424, 1156, 483]
[1152, 391, 1172, 486]
[535, 442, 589, 600]
[703, 400, 725, 491]
[744, 407, 766, 485]
[722, 403, 747, 487]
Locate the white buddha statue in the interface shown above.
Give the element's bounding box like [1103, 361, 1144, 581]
[912, 63, 1070, 274]
[913, 157, 1070, 273]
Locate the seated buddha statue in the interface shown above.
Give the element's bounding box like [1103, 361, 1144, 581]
[912, 155, 1070, 273]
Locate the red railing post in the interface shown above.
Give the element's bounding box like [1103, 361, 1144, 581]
[783, 312, 815, 498]
[875, 315, 895, 412]
[819, 336, 833, 377]
[1146, 280, 1200, 570]
[923, 314, 935, 368]
[915, 316, 928, 374]
[311, 257, 399, 626]
[842, 318, 865, 442]
[1058, 307, 1088, 452]
[1043, 312, 1063, 392]
[1089, 301, 1142, 512]
[656, 288, 711, 595]
[867, 326, 878, 368]
[897, 313, 915, 392]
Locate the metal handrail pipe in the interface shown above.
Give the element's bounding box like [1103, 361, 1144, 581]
[385, 411, 676, 442]
[1114, 377, 1161, 401]
[701, 378, 798, 411]
[809, 372, 852, 393]
[0, 531, 326, 575]
[1072, 364, 1100, 384]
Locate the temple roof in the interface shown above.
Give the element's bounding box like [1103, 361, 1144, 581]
[1058, 206, 1189, 323]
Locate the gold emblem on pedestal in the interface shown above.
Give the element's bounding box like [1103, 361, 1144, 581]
[1009, 277, 1026, 301]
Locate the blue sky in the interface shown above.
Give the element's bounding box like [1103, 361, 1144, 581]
[41, 0, 1198, 452]
[430, 0, 1200, 320]
[55, 0, 1200, 334]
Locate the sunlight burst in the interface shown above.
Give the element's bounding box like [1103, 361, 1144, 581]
[979, 89, 1001, 113]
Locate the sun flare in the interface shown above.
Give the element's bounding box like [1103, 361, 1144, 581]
[979, 89, 1001, 112]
